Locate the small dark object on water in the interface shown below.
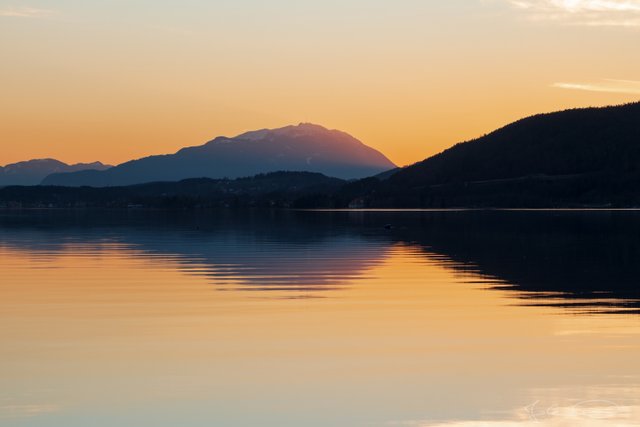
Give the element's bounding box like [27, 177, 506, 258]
[384, 224, 393, 230]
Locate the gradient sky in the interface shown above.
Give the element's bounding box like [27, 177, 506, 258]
[1, 0, 639, 167]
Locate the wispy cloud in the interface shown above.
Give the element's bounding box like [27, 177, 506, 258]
[505, 0, 640, 26]
[553, 79, 640, 94]
[0, 403, 60, 419]
[0, 6, 54, 18]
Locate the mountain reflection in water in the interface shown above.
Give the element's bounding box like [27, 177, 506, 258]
[2, 209, 640, 427]
[1, 209, 639, 312]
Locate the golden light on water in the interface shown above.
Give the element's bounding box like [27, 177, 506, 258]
[2, 236, 639, 425]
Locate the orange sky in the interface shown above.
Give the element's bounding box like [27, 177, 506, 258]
[1, 0, 639, 167]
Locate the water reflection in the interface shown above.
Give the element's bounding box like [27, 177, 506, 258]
[1, 209, 639, 311]
[1, 210, 640, 426]
[382, 210, 640, 313]
[0, 210, 389, 294]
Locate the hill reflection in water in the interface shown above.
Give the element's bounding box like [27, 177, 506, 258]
[2, 209, 640, 427]
[383, 210, 640, 314]
[1, 209, 639, 312]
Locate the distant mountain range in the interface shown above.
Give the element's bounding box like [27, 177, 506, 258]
[4, 103, 640, 208]
[0, 159, 111, 187]
[41, 123, 396, 187]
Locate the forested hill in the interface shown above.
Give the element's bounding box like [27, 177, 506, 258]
[344, 102, 640, 207]
[391, 102, 640, 187]
[0, 172, 344, 209]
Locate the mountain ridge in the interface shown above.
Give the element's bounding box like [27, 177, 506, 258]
[392, 101, 640, 186]
[0, 159, 111, 187]
[344, 101, 640, 207]
[42, 123, 396, 187]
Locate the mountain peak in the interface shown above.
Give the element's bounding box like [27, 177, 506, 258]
[295, 122, 329, 130]
[234, 122, 331, 142]
[42, 124, 397, 186]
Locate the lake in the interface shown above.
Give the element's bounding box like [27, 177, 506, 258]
[1, 209, 639, 427]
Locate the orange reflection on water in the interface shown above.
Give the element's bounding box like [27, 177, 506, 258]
[1, 242, 639, 426]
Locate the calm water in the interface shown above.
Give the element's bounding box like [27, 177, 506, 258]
[1, 210, 639, 427]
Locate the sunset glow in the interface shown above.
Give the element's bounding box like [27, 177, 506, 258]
[1, 1, 638, 167]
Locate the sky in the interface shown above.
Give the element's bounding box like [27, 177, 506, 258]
[1, 0, 639, 167]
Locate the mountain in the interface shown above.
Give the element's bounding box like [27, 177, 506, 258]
[42, 123, 397, 187]
[0, 159, 111, 187]
[343, 102, 640, 208]
[13, 103, 640, 208]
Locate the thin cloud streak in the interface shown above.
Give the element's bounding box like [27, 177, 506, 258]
[505, 0, 640, 26]
[508, 0, 640, 12]
[553, 79, 640, 94]
[0, 7, 54, 18]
